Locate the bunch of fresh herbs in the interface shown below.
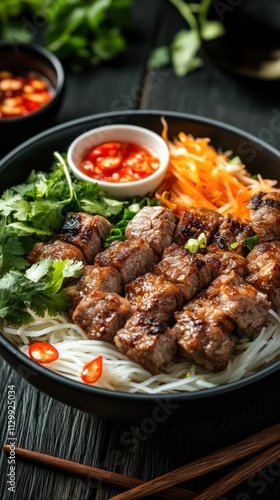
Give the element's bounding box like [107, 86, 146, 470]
[0, 0, 224, 76]
[0, 0, 132, 71]
[0, 152, 158, 324]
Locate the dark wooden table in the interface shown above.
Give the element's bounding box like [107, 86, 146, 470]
[1, 1, 280, 499]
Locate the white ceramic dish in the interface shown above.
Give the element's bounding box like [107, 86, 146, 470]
[67, 124, 170, 198]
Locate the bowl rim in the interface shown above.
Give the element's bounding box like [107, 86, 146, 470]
[0, 41, 65, 123]
[2, 108, 280, 166]
[0, 108, 280, 404]
[67, 123, 170, 189]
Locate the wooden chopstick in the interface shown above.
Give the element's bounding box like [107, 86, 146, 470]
[109, 422, 280, 500]
[2, 444, 225, 500]
[193, 441, 280, 500]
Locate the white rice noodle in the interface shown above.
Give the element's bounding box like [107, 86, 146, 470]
[2, 308, 280, 394]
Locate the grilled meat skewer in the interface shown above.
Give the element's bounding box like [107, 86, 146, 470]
[249, 191, 280, 242]
[246, 241, 280, 308]
[94, 238, 155, 284]
[59, 212, 112, 263]
[125, 272, 183, 323]
[125, 206, 176, 256]
[72, 291, 134, 343]
[173, 297, 235, 372]
[114, 312, 176, 375]
[27, 239, 86, 265]
[155, 243, 213, 302]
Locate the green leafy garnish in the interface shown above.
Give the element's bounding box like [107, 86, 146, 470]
[148, 0, 225, 76]
[0, 219, 29, 277]
[0, 258, 83, 325]
[245, 234, 259, 251]
[0, 0, 132, 71]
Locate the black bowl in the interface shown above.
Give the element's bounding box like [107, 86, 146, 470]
[1, 110, 280, 422]
[0, 41, 65, 156]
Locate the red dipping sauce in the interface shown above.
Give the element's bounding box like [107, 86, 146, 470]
[80, 141, 160, 183]
[0, 70, 53, 119]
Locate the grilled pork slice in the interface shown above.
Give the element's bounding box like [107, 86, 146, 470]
[154, 243, 212, 302]
[205, 271, 270, 335]
[213, 215, 254, 256]
[125, 272, 183, 323]
[72, 291, 133, 342]
[246, 241, 280, 308]
[173, 298, 235, 372]
[204, 245, 248, 278]
[125, 206, 176, 256]
[114, 312, 176, 374]
[58, 212, 112, 263]
[94, 238, 155, 284]
[65, 265, 122, 318]
[249, 191, 280, 242]
[174, 208, 221, 247]
[27, 240, 86, 265]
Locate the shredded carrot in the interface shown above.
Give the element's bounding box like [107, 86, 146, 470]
[156, 125, 280, 220]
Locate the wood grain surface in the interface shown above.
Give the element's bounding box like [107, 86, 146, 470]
[1, 1, 280, 499]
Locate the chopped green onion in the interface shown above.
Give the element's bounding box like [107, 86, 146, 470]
[197, 232, 207, 248]
[184, 232, 207, 253]
[229, 156, 242, 165]
[185, 238, 200, 253]
[230, 242, 239, 249]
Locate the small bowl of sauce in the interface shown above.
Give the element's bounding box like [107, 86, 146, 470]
[0, 70, 54, 119]
[0, 42, 64, 156]
[67, 124, 170, 198]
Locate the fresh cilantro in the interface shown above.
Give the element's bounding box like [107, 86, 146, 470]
[0, 220, 29, 278]
[0, 258, 84, 325]
[148, 0, 225, 77]
[29, 199, 66, 233]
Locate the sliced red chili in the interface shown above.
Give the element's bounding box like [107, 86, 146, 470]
[95, 155, 122, 173]
[80, 141, 160, 183]
[81, 355, 103, 384]
[122, 153, 144, 168]
[29, 342, 59, 364]
[88, 142, 121, 161]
